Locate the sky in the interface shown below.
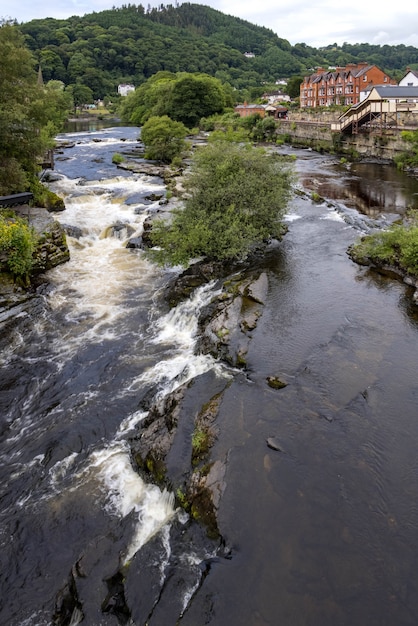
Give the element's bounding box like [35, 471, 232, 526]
[1, 0, 417, 49]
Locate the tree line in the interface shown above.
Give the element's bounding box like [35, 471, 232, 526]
[12, 3, 418, 102]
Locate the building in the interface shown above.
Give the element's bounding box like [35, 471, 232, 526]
[262, 90, 291, 104]
[234, 103, 266, 117]
[399, 68, 418, 87]
[118, 84, 135, 97]
[331, 85, 418, 134]
[300, 63, 396, 108]
[234, 103, 288, 119]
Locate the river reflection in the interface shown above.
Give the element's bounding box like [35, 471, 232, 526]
[297, 154, 418, 217]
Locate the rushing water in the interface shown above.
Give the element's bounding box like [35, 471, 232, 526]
[1, 130, 418, 626]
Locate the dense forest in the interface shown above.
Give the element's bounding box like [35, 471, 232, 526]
[13, 3, 418, 100]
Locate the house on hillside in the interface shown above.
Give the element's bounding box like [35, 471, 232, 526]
[118, 83, 135, 97]
[262, 90, 291, 104]
[300, 63, 396, 108]
[399, 68, 418, 87]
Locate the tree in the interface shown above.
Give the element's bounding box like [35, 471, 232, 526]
[169, 74, 226, 128]
[251, 116, 277, 142]
[0, 22, 70, 194]
[141, 115, 188, 163]
[148, 141, 294, 265]
[286, 75, 304, 99]
[68, 83, 94, 111]
[119, 71, 230, 128]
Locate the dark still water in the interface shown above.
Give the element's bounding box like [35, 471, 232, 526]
[1, 134, 418, 625]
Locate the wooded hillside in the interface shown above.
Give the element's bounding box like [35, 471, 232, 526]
[16, 3, 418, 99]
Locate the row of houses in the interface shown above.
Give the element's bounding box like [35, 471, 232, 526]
[300, 62, 397, 108]
[300, 64, 418, 109]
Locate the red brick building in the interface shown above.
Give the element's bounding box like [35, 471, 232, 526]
[300, 62, 396, 108]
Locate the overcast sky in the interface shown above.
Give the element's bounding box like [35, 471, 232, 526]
[1, 0, 417, 49]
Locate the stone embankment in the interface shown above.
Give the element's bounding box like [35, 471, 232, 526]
[277, 110, 418, 161]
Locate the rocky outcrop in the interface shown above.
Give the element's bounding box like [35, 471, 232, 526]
[129, 264, 270, 542]
[196, 270, 269, 368]
[130, 369, 231, 538]
[31, 216, 70, 273]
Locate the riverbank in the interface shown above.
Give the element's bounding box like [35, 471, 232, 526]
[278, 110, 418, 162]
[0, 205, 69, 314]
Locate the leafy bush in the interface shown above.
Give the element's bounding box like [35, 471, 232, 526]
[0, 213, 38, 278]
[148, 141, 294, 266]
[141, 115, 188, 163]
[350, 222, 418, 275]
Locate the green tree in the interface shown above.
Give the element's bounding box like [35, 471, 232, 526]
[141, 115, 188, 163]
[67, 83, 94, 110]
[149, 141, 294, 265]
[252, 116, 277, 142]
[286, 75, 304, 99]
[0, 22, 69, 194]
[169, 74, 226, 128]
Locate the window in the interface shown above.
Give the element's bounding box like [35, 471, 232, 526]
[384, 77, 388, 82]
[363, 75, 367, 81]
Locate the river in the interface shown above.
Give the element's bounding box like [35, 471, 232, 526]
[1, 126, 418, 626]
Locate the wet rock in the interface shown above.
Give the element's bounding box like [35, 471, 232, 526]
[130, 371, 230, 538]
[101, 222, 136, 240]
[62, 224, 83, 239]
[145, 192, 164, 202]
[124, 516, 223, 625]
[245, 271, 268, 304]
[196, 271, 268, 368]
[32, 220, 70, 272]
[266, 437, 285, 452]
[266, 376, 288, 389]
[126, 236, 143, 249]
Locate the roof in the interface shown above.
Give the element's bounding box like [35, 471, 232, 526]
[371, 85, 418, 99]
[235, 104, 266, 109]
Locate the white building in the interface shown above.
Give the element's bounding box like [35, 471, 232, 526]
[118, 84, 135, 97]
[399, 69, 418, 87]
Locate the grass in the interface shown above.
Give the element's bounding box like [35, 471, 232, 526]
[350, 218, 418, 276]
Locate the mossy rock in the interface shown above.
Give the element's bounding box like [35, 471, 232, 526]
[266, 376, 287, 390]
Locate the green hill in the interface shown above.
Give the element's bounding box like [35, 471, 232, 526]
[17, 3, 418, 99]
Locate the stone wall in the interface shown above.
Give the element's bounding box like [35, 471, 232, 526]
[277, 110, 418, 160]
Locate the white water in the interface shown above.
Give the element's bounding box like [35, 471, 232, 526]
[0, 128, 231, 624]
[42, 143, 229, 570]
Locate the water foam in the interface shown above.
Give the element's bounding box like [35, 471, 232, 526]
[86, 442, 176, 563]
